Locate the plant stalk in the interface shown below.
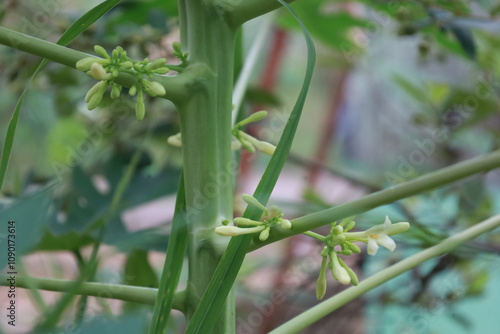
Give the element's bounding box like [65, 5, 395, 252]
[175, 1, 237, 332]
[250, 150, 500, 250]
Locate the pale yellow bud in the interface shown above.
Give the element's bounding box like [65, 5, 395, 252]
[89, 63, 108, 80]
[142, 79, 166, 96]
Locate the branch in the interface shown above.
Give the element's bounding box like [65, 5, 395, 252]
[249, 150, 500, 251]
[269, 213, 500, 333]
[225, 0, 294, 27]
[0, 275, 184, 312]
[0, 26, 190, 103]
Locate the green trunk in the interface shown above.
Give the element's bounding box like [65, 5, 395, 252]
[177, 1, 237, 332]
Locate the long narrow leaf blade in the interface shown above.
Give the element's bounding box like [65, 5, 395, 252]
[0, 0, 121, 192]
[185, 1, 316, 332]
[148, 171, 187, 334]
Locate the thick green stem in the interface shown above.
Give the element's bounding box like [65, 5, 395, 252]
[270, 213, 500, 333]
[250, 150, 500, 250]
[176, 1, 237, 332]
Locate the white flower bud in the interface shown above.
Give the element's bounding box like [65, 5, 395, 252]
[142, 79, 166, 96]
[280, 219, 292, 229]
[215, 225, 265, 236]
[167, 133, 182, 147]
[89, 63, 108, 80]
[259, 227, 270, 241]
[330, 254, 351, 285]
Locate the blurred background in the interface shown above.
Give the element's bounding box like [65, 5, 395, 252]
[1, 0, 500, 333]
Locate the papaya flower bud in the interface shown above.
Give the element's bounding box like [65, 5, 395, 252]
[241, 194, 268, 212]
[280, 219, 292, 229]
[316, 257, 328, 300]
[167, 133, 182, 147]
[85, 81, 107, 103]
[259, 227, 270, 241]
[76, 57, 106, 71]
[235, 110, 268, 128]
[121, 61, 133, 69]
[89, 63, 108, 80]
[215, 225, 265, 237]
[129, 85, 137, 96]
[110, 84, 122, 99]
[345, 241, 361, 254]
[154, 67, 170, 74]
[94, 45, 110, 59]
[231, 139, 242, 150]
[135, 90, 145, 120]
[172, 41, 182, 54]
[252, 140, 276, 156]
[234, 217, 264, 226]
[337, 256, 359, 286]
[329, 253, 351, 285]
[238, 132, 275, 155]
[87, 82, 108, 110]
[142, 79, 166, 96]
[147, 58, 167, 69]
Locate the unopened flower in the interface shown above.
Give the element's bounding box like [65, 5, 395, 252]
[86, 81, 109, 110]
[329, 253, 351, 285]
[89, 62, 108, 80]
[237, 132, 276, 156]
[135, 90, 145, 120]
[142, 79, 166, 96]
[76, 57, 108, 71]
[167, 133, 182, 147]
[316, 256, 328, 300]
[110, 83, 122, 99]
[259, 227, 270, 241]
[215, 225, 266, 236]
[94, 45, 110, 59]
[85, 81, 107, 103]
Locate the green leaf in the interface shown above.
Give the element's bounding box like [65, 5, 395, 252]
[148, 170, 187, 333]
[124, 249, 159, 288]
[0, 185, 54, 270]
[0, 0, 121, 193]
[448, 23, 476, 59]
[36, 230, 95, 251]
[184, 1, 316, 332]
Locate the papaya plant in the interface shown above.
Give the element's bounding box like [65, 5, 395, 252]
[1, 0, 500, 333]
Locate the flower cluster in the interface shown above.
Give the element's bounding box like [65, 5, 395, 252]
[231, 111, 276, 155]
[76, 43, 188, 120]
[310, 216, 410, 299]
[167, 110, 277, 156]
[215, 194, 291, 241]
